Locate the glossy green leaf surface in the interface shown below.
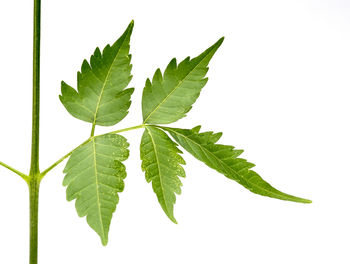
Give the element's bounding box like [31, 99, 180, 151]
[60, 21, 134, 126]
[63, 134, 129, 245]
[142, 37, 224, 124]
[161, 126, 311, 203]
[140, 126, 186, 223]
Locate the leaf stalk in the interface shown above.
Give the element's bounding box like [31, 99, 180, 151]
[0, 161, 29, 182]
[105, 124, 145, 135]
[40, 124, 145, 179]
[90, 123, 96, 137]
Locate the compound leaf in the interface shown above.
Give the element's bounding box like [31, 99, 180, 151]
[60, 21, 134, 126]
[140, 126, 186, 223]
[161, 126, 311, 203]
[142, 37, 224, 124]
[63, 134, 129, 245]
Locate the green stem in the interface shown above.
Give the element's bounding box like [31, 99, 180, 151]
[90, 123, 96, 137]
[0, 161, 28, 181]
[29, 0, 41, 263]
[105, 124, 145, 135]
[29, 178, 40, 264]
[30, 0, 41, 176]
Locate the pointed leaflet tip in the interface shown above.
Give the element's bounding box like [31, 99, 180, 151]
[110, 20, 134, 48]
[298, 198, 312, 204]
[169, 215, 178, 224]
[208, 36, 224, 54]
[163, 205, 178, 224]
[127, 20, 134, 31]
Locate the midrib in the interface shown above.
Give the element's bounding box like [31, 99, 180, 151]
[143, 52, 211, 124]
[92, 138, 105, 241]
[92, 39, 127, 126]
[165, 128, 291, 200]
[146, 127, 169, 212]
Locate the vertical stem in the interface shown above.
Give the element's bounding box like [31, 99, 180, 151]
[30, 0, 41, 176]
[29, 178, 40, 264]
[29, 0, 41, 263]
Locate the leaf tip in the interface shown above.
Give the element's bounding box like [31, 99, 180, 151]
[283, 194, 312, 204]
[101, 237, 109, 246]
[286, 193, 312, 204]
[164, 208, 178, 224]
[169, 215, 178, 224]
[127, 20, 134, 31]
[213, 36, 224, 50]
[300, 198, 312, 204]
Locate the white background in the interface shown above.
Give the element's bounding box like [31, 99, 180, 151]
[0, 0, 350, 263]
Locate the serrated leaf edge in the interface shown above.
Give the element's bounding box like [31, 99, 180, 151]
[91, 21, 134, 129]
[143, 37, 224, 124]
[159, 126, 311, 204]
[144, 126, 179, 223]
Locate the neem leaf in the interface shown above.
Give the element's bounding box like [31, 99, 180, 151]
[160, 126, 311, 203]
[60, 21, 134, 126]
[142, 37, 224, 124]
[140, 126, 186, 223]
[63, 134, 129, 245]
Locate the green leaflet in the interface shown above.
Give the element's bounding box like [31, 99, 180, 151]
[160, 126, 311, 203]
[60, 21, 134, 126]
[140, 126, 186, 223]
[63, 134, 129, 245]
[142, 37, 224, 124]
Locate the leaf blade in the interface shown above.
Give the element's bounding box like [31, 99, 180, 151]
[161, 126, 311, 203]
[140, 126, 186, 223]
[63, 134, 129, 245]
[60, 21, 134, 126]
[142, 37, 224, 124]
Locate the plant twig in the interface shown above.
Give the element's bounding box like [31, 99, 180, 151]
[0, 161, 28, 181]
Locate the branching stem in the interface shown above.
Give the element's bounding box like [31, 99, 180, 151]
[0, 161, 28, 181]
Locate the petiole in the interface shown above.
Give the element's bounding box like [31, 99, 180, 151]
[40, 124, 145, 180]
[0, 161, 29, 182]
